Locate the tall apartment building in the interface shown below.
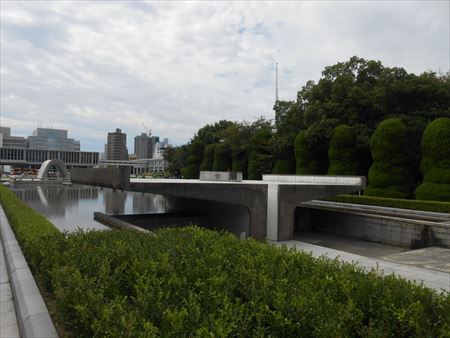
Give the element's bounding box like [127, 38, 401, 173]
[134, 133, 160, 159]
[105, 128, 128, 160]
[28, 128, 80, 151]
[0, 127, 27, 148]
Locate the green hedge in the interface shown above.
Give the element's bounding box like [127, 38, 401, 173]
[272, 159, 295, 174]
[200, 144, 216, 171]
[328, 125, 359, 175]
[416, 117, 450, 201]
[294, 131, 314, 174]
[365, 118, 417, 198]
[326, 194, 450, 213]
[1, 185, 449, 337]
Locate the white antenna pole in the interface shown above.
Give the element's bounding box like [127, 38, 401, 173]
[275, 62, 279, 102]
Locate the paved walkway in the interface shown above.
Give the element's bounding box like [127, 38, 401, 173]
[272, 239, 450, 293]
[0, 240, 19, 338]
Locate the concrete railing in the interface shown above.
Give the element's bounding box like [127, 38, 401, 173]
[0, 205, 58, 338]
[263, 175, 366, 186]
[199, 171, 243, 182]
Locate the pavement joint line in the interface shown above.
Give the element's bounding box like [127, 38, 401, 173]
[0, 204, 58, 338]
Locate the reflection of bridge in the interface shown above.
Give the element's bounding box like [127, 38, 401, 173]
[0, 147, 99, 167]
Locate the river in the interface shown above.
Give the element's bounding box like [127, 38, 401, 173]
[8, 183, 166, 232]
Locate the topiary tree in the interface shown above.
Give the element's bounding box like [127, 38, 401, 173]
[181, 139, 204, 179]
[415, 117, 450, 201]
[200, 144, 217, 171]
[294, 131, 322, 174]
[248, 129, 273, 180]
[328, 125, 359, 175]
[213, 143, 231, 171]
[364, 118, 417, 198]
[272, 160, 295, 174]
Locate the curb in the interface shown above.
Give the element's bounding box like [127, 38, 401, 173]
[0, 205, 58, 338]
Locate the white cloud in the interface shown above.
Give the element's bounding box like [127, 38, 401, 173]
[1, 1, 448, 152]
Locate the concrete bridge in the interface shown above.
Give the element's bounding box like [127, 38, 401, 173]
[71, 168, 365, 241]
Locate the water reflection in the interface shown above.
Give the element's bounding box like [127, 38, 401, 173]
[9, 184, 166, 232]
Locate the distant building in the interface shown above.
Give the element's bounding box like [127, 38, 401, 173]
[134, 133, 160, 159]
[105, 128, 128, 160]
[153, 137, 170, 159]
[0, 127, 27, 149]
[28, 128, 80, 151]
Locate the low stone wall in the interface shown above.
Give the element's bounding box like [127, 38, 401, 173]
[70, 167, 130, 190]
[296, 206, 450, 249]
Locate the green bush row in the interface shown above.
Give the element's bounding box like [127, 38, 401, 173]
[326, 194, 450, 213]
[1, 185, 449, 337]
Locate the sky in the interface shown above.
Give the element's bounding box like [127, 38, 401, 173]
[1, 1, 449, 152]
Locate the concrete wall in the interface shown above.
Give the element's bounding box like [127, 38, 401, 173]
[165, 196, 250, 238]
[71, 167, 130, 190]
[296, 207, 450, 249]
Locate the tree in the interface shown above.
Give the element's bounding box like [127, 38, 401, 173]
[165, 145, 188, 177]
[181, 140, 204, 179]
[328, 125, 359, 175]
[364, 118, 417, 198]
[213, 143, 231, 171]
[271, 101, 304, 174]
[248, 129, 273, 180]
[200, 144, 217, 171]
[415, 117, 450, 201]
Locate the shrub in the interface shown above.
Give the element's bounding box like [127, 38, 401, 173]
[182, 140, 205, 179]
[272, 159, 295, 174]
[365, 118, 417, 198]
[294, 130, 325, 174]
[213, 143, 231, 171]
[415, 117, 450, 201]
[326, 194, 450, 213]
[200, 144, 216, 171]
[328, 125, 359, 175]
[247, 129, 273, 180]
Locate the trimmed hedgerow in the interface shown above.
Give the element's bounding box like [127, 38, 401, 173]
[1, 185, 450, 337]
[415, 117, 450, 201]
[325, 194, 450, 213]
[295, 131, 319, 174]
[365, 118, 417, 199]
[328, 125, 359, 175]
[200, 144, 216, 171]
[181, 140, 205, 179]
[213, 143, 231, 171]
[272, 159, 295, 174]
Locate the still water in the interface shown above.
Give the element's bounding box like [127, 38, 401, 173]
[9, 184, 166, 232]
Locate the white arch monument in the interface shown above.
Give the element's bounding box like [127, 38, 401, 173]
[37, 159, 69, 180]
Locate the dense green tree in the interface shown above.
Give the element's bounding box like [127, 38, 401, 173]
[169, 57, 449, 185]
[200, 144, 217, 171]
[248, 129, 273, 180]
[164, 145, 188, 177]
[213, 143, 231, 171]
[181, 140, 205, 179]
[415, 117, 450, 201]
[364, 118, 417, 198]
[271, 101, 304, 174]
[328, 125, 359, 175]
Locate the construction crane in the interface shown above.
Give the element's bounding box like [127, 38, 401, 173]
[141, 122, 152, 136]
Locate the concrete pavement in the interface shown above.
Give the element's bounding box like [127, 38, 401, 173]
[0, 240, 19, 338]
[272, 236, 450, 292]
